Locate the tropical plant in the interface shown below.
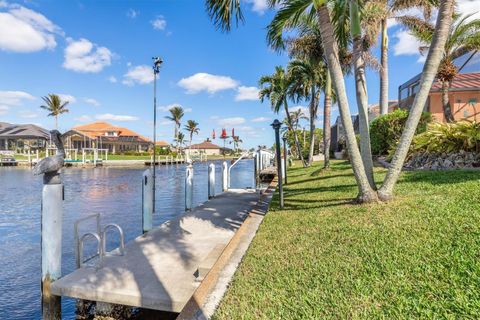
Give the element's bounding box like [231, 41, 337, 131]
[165, 105, 184, 147]
[205, 0, 455, 202]
[230, 135, 243, 154]
[175, 131, 185, 148]
[413, 121, 480, 153]
[370, 109, 432, 155]
[399, 12, 480, 122]
[40, 94, 70, 129]
[259, 66, 307, 166]
[184, 120, 200, 149]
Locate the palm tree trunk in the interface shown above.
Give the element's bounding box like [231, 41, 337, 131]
[442, 81, 455, 122]
[380, 18, 389, 115]
[316, 3, 377, 203]
[323, 70, 332, 168]
[378, 0, 455, 201]
[55, 115, 58, 130]
[351, 1, 376, 189]
[307, 86, 316, 166]
[285, 101, 306, 166]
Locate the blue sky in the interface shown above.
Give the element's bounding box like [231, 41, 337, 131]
[0, 0, 478, 148]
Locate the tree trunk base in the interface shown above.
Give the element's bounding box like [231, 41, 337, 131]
[377, 189, 393, 202]
[356, 190, 379, 203]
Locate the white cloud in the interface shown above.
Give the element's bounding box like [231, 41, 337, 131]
[158, 103, 192, 113]
[57, 93, 76, 103]
[0, 90, 35, 106]
[84, 98, 100, 107]
[217, 117, 246, 126]
[108, 76, 117, 83]
[235, 86, 260, 101]
[245, 0, 269, 15]
[151, 16, 166, 30]
[289, 106, 309, 116]
[392, 30, 425, 57]
[457, 0, 480, 21]
[126, 8, 138, 19]
[18, 110, 38, 118]
[75, 115, 92, 122]
[63, 38, 112, 73]
[238, 125, 261, 138]
[251, 116, 270, 122]
[0, 105, 9, 115]
[95, 113, 139, 121]
[178, 73, 239, 94]
[0, 5, 61, 52]
[122, 65, 152, 86]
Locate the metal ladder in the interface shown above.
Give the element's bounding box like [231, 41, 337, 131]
[74, 213, 125, 269]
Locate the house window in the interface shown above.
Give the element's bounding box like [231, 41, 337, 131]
[105, 131, 117, 137]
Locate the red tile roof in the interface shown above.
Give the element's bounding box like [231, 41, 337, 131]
[431, 72, 480, 91]
[188, 141, 221, 149]
[155, 140, 170, 147]
[72, 121, 150, 142]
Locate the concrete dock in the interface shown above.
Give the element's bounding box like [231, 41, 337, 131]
[51, 189, 262, 313]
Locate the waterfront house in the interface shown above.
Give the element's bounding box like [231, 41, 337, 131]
[330, 115, 359, 152]
[398, 51, 480, 122]
[367, 101, 398, 122]
[62, 121, 150, 154]
[184, 140, 223, 155]
[0, 122, 49, 151]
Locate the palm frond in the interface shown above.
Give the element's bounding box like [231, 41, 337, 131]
[205, 0, 244, 32]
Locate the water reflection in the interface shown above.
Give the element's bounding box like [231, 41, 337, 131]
[0, 159, 253, 319]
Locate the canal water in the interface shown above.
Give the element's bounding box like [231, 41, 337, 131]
[0, 159, 254, 319]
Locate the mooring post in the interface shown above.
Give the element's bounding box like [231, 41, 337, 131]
[41, 173, 63, 319]
[36, 149, 39, 161]
[142, 169, 153, 233]
[222, 161, 228, 192]
[271, 119, 284, 209]
[253, 152, 258, 190]
[208, 163, 215, 199]
[185, 164, 193, 211]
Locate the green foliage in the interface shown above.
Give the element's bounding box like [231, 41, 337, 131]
[370, 109, 432, 155]
[413, 121, 480, 153]
[214, 161, 480, 319]
[284, 128, 323, 158]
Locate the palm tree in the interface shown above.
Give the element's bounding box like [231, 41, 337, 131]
[288, 59, 325, 166]
[399, 13, 480, 122]
[259, 66, 307, 166]
[40, 94, 69, 130]
[165, 106, 184, 147]
[184, 120, 200, 149]
[205, 0, 454, 202]
[175, 132, 186, 152]
[230, 135, 243, 154]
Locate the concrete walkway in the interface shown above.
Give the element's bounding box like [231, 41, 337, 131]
[51, 189, 261, 313]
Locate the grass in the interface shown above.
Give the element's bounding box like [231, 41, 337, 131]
[213, 160, 480, 319]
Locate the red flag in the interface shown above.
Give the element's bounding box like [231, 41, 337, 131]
[212, 129, 216, 139]
[231, 128, 235, 137]
[221, 128, 227, 139]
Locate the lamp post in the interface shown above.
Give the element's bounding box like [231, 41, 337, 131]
[271, 119, 283, 209]
[152, 57, 163, 212]
[282, 135, 287, 185]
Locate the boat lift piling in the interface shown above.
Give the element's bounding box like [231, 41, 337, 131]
[185, 164, 193, 211]
[41, 173, 64, 320]
[208, 163, 215, 199]
[222, 161, 228, 192]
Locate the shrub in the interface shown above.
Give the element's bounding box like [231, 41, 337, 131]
[370, 109, 432, 155]
[412, 121, 480, 153]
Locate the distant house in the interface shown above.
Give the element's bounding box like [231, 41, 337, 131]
[368, 101, 398, 122]
[398, 51, 480, 122]
[0, 122, 49, 151]
[184, 140, 222, 156]
[330, 115, 359, 152]
[155, 140, 170, 150]
[62, 121, 151, 154]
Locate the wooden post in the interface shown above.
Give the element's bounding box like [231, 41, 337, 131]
[142, 169, 153, 233]
[208, 163, 215, 199]
[41, 175, 63, 319]
[222, 161, 228, 192]
[185, 164, 193, 211]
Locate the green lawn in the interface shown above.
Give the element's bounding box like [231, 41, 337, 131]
[213, 160, 480, 319]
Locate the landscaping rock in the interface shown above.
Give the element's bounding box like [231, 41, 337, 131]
[405, 151, 480, 170]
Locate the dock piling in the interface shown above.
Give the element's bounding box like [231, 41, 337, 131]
[208, 163, 215, 199]
[142, 169, 153, 233]
[222, 161, 228, 192]
[185, 164, 193, 211]
[41, 174, 64, 319]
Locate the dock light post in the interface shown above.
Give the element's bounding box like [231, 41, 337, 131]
[185, 164, 193, 211]
[271, 119, 284, 209]
[282, 136, 288, 185]
[152, 57, 163, 212]
[208, 163, 215, 199]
